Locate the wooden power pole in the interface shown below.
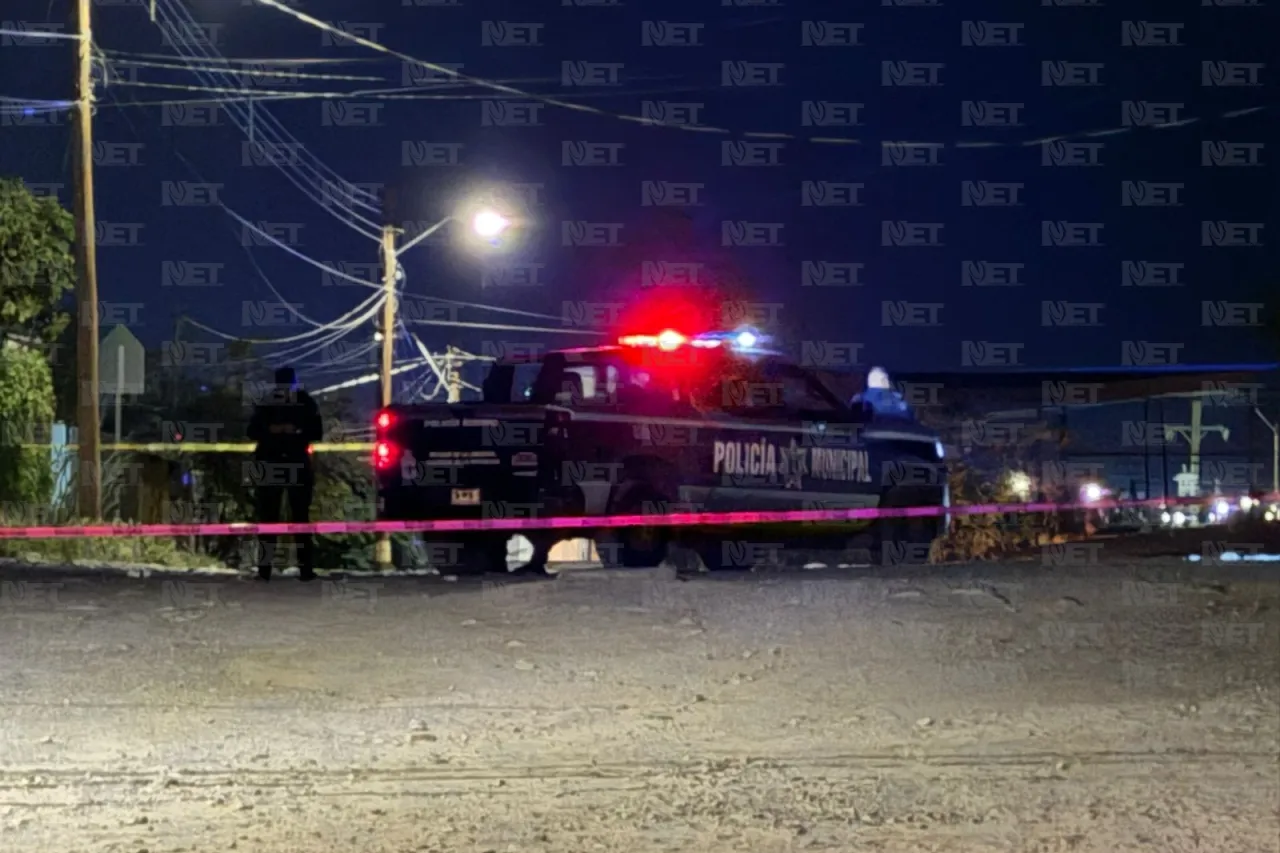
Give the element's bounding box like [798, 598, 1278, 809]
[379, 225, 398, 408]
[73, 0, 102, 520]
[375, 223, 399, 569]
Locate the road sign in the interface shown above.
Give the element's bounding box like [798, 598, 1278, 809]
[100, 325, 145, 395]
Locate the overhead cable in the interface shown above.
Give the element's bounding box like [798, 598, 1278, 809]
[145, 0, 382, 232]
[251, 0, 1272, 151]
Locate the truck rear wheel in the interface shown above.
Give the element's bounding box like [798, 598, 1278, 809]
[606, 481, 670, 568]
[511, 535, 552, 576]
[439, 535, 508, 576]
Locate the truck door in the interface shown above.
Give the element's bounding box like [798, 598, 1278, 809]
[768, 362, 878, 509]
[696, 359, 807, 512]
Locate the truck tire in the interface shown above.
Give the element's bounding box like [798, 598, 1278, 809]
[450, 535, 508, 576]
[606, 481, 670, 568]
[875, 489, 943, 567]
[512, 536, 552, 577]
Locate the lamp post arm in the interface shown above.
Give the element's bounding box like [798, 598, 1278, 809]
[396, 215, 453, 257]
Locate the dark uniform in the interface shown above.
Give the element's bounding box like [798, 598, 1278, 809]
[247, 368, 323, 581]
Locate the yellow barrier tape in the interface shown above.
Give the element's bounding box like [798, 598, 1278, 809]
[21, 442, 373, 453]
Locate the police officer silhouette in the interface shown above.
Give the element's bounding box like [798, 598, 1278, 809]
[247, 367, 323, 581]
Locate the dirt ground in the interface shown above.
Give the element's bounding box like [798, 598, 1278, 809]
[0, 553, 1277, 853]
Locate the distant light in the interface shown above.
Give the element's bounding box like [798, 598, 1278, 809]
[1082, 482, 1103, 503]
[735, 330, 758, 349]
[1241, 495, 1255, 511]
[867, 367, 891, 390]
[472, 210, 510, 238]
[1161, 511, 1172, 524]
[1173, 510, 1187, 525]
[1007, 471, 1032, 500]
[1215, 499, 1230, 516]
[22, 108, 35, 117]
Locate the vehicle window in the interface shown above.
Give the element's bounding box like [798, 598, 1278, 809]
[614, 362, 698, 415]
[555, 365, 596, 404]
[692, 360, 785, 417]
[513, 364, 541, 401]
[481, 364, 513, 403]
[770, 364, 843, 414]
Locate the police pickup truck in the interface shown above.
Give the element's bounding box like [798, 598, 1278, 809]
[373, 329, 948, 574]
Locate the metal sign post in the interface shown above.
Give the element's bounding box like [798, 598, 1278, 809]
[99, 325, 146, 450]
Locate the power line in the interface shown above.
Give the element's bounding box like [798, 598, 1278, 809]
[92, 48, 388, 65]
[0, 27, 84, 41]
[142, 0, 383, 232]
[153, 0, 379, 214]
[251, 0, 1272, 151]
[101, 55, 387, 83]
[224, 206, 382, 289]
[406, 319, 606, 335]
[99, 77, 728, 105]
[401, 292, 566, 323]
[182, 287, 382, 345]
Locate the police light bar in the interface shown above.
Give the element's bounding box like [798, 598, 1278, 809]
[618, 328, 768, 353]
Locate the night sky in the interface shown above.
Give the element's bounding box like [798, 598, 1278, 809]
[2, 0, 1275, 399]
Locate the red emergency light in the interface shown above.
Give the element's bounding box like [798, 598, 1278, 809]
[373, 440, 398, 470]
[618, 329, 688, 351]
[376, 410, 393, 430]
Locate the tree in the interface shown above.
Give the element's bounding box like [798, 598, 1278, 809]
[0, 179, 70, 509]
[0, 345, 55, 509]
[0, 178, 74, 345]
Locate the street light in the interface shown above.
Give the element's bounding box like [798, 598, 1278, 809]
[472, 209, 511, 239]
[395, 205, 517, 257]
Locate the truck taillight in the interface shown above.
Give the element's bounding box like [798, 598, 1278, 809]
[373, 440, 399, 470]
[376, 410, 393, 431]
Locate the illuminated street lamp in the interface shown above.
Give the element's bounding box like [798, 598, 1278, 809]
[472, 209, 511, 239]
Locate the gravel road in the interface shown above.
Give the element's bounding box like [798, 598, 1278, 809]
[1, 555, 1277, 852]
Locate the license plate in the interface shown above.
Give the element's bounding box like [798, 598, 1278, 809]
[451, 488, 480, 506]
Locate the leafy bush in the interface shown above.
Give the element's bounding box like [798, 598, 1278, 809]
[0, 516, 218, 568]
[932, 459, 1061, 562]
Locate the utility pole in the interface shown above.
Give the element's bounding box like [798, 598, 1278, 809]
[379, 225, 399, 407]
[375, 223, 399, 569]
[446, 346, 462, 403]
[1254, 408, 1278, 495]
[72, 0, 102, 520]
[1163, 397, 1230, 498]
